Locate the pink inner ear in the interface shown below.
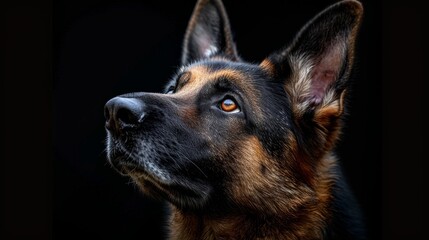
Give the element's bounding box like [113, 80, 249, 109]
[309, 68, 336, 105]
[309, 44, 344, 105]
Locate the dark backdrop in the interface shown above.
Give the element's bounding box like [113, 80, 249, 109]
[3, 0, 425, 239]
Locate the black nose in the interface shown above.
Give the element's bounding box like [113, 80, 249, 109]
[104, 97, 145, 134]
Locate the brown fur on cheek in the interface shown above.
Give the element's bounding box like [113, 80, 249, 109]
[229, 136, 314, 216]
[287, 134, 317, 187]
[177, 105, 200, 128]
[221, 136, 339, 239]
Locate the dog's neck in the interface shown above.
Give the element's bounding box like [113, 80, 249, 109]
[164, 156, 354, 240]
[168, 203, 329, 240]
[167, 157, 337, 240]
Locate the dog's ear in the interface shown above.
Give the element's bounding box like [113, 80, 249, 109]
[181, 0, 238, 65]
[261, 0, 363, 120]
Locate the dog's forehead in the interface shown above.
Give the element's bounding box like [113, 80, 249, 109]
[176, 60, 262, 92]
[182, 60, 249, 80]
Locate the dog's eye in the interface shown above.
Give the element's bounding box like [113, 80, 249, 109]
[220, 98, 240, 113]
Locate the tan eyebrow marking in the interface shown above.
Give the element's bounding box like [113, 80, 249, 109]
[176, 71, 192, 90]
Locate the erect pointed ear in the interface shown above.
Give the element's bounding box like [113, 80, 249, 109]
[261, 0, 363, 120]
[181, 0, 239, 65]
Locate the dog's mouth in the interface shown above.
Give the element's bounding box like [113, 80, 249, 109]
[110, 153, 212, 208]
[125, 165, 209, 200]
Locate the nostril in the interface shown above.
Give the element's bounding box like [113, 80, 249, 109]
[116, 107, 138, 125]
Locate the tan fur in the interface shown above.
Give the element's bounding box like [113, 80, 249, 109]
[259, 59, 276, 75]
[174, 66, 210, 95]
[312, 90, 347, 155]
[231, 136, 311, 215]
[168, 147, 339, 240]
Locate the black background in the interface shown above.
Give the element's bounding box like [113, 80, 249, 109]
[2, 0, 425, 239]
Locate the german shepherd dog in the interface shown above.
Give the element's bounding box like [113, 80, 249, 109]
[104, 0, 365, 239]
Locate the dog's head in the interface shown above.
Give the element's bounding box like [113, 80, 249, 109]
[105, 0, 362, 213]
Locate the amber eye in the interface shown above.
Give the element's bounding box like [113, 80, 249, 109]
[220, 98, 240, 113]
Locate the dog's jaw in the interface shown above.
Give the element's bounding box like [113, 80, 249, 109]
[106, 133, 212, 209]
[106, 131, 171, 179]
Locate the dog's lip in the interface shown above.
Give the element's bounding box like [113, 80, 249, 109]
[108, 152, 212, 206]
[121, 164, 158, 182]
[108, 156, 138, 176]
[107, 150, 150, 176]
[121, 164, 211, 204]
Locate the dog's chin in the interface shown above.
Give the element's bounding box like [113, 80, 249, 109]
[107, 140, 212, 209]
[119, 163, 212, 210]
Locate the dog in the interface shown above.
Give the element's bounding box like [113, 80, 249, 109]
[104, 0, 365, 239]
